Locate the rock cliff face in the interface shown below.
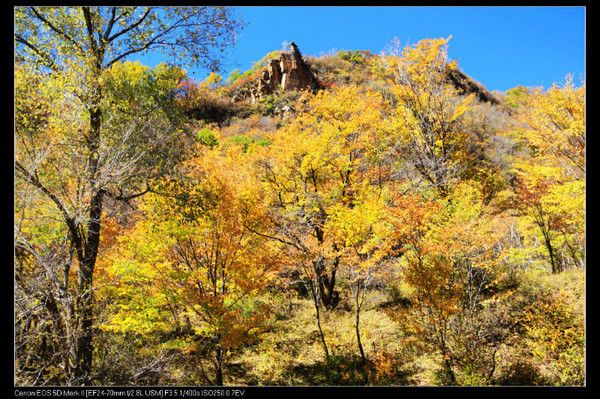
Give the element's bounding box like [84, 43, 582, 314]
[282, 42, 320, 91]
[234, 42, 319, 103]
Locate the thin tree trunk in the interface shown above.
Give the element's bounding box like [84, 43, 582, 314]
[542, 228, 559, 273]
[535, 206, 560, 273]
[310, 280, 329, 361]
[442, 348, 457, 385]
[563, 232, 581, 270]
[356, 305, 369, 384]
[436, 319, 456, 385]
[355, 312, 366, 365]
[214, 346, 224, 386]
[487, 348, 498, 384]
[355, 286, 366, 365]
[354, 281, 369, 384]
[315, 301, 329, 361]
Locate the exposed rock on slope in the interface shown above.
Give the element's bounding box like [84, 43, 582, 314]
[281, 42, 320, 91]
[232, 42, 320, 103]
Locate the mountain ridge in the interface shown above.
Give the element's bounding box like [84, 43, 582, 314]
[225, 42, 500, 107]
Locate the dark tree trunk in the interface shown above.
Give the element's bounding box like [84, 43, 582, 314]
[315, 256, 340, 310]
[74, 207, 103, 385]
[355, 293, 366, 366]
[442, 349, 457, 385]
[75, 289, 93, 384]
[214, 347, 224, 386]
[73, 98, 104, 385]
[315, 300, 329, 361]
[542, 229, 562, 274]
[307, 277, 329, 361]
[536, 216, 560, 273]
[354, 283, 369, 384]
[544, 234, 560, 273]
[534, 205, 561, 274]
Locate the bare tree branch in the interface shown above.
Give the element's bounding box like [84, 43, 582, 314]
[15, 161, 84, 262]
[106, 7, 152, 43]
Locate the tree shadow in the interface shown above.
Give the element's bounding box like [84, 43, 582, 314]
[283, 355, 369, 385]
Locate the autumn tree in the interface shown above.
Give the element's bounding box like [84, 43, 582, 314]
[392, 184, 508, 384]
[102, 144, 280, 385]
[513, 77, 585, 273]
[380, 37, 492, 196]
[14, 6, 241, 384]
[252, 86, 397, 360]
[327, 191, 394, 376]
[14, 60, 191, 384]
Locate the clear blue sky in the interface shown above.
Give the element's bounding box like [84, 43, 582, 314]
[138, 6, 585, 92]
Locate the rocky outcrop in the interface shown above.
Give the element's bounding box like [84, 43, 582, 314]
[282, 42, 319, 91]
[233, 42, 320, 103]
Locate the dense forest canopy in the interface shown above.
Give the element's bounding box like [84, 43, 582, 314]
[15, 6, 584, 387]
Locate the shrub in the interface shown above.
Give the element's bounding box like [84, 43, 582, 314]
[177, 83, 245, 126]
[523, 291, 584, 385]
[255, 90, 300, 116]
[195, 128, 219, 148]
[338, 50, 366, 64]
[226, 69, 242, 85]
[229, 135, 272, 153]
[257, 94, 276, 116]
[369, 348, 415, 385]
[495, 360, 546, 385]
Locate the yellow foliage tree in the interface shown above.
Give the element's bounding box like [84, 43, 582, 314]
[102, 145, 280, 385]
[513, 76, 585, 273]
